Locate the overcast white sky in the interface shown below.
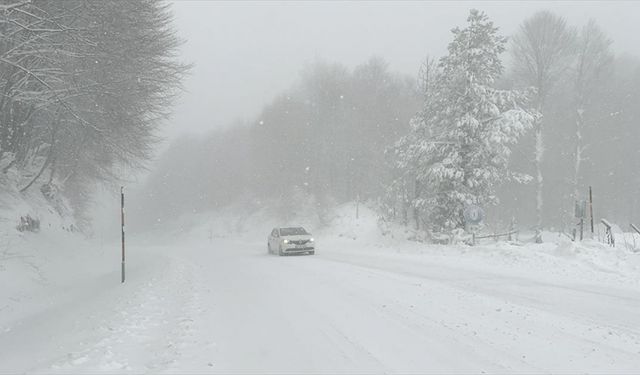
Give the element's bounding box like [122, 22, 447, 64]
[165, 1, 640, 139]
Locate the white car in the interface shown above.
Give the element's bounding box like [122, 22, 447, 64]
[268, 227, 315, 256]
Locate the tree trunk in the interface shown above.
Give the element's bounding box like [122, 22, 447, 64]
[534, 120, 544, 243]
[573, 106, 584, 203]
[413, 178, 420, 230]
[19, 155, 51, 193]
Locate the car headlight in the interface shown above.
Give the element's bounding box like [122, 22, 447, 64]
[309, 238, 314, 242]
[283, 239, 289, 244]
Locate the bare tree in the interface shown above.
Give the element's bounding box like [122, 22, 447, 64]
[417, 55, 437, 100]
[0, 0, 188, 228]
[511, 10, 576, 243]
[571, 20, 613, 204]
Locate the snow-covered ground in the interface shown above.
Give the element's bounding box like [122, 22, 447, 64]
[2, 204, 640, 373]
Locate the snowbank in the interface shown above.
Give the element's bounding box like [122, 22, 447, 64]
[0, 180, 94, 333]
[321, 204, 640, 288]
[160, 201, 640, 289]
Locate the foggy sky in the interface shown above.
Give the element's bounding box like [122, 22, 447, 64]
[167, 1, 640, 139]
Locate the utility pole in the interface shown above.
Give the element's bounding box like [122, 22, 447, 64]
[121, 186, 125, 284]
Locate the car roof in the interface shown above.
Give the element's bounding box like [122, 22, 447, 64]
[277, 226, 306, 230]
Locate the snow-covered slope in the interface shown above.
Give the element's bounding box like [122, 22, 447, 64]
[0, 181, 82, 329]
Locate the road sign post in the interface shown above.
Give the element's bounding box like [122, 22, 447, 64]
[463, 205, 485, 246]
[574, 199, 587, 241]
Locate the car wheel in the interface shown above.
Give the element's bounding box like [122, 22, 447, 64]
[278, 246, 284, 256]
[308, 251, 315, 255]
[268, 243, 271, 254]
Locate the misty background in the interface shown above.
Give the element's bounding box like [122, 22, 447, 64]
[104, 1, 640, 239]
[169, 1, 640, 137]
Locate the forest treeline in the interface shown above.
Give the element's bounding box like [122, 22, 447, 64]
[0, 0, 187, 227]
[142, 10, 640, 238]
[142, 57, 420, 225]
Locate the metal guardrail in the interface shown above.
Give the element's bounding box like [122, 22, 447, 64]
[474, 229, 518, 241]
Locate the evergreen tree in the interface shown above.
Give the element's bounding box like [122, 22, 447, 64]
[394, 10, 536, 233]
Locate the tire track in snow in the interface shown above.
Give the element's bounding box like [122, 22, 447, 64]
[309, 250, 640, 372]
[274, 254, 537, 373]
[38, 253, 204, 373]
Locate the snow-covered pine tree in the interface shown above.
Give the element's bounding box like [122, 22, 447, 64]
[395, 9, 536, 234]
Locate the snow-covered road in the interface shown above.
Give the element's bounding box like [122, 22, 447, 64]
[2, 233, 640, 373]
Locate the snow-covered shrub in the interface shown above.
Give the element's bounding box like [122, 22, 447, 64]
[17, 215, 40, 233]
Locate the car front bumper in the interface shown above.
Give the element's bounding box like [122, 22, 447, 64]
[282, 245, 314, 253]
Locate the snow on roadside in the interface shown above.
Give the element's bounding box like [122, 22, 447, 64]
[164, 201, 640, 289]
[0, 190, 207, 373]
[105, 198, 640, 296]
[0, 186, 85, 334]
[312, 203, 640, 288]
[0, 230, 206, 372]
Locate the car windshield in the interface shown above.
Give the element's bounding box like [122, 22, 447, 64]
[280, 227, 308, 236]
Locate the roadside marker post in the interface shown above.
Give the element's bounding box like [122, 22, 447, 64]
[121, 186, 125, 284]
[589, 186, 594, 236]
